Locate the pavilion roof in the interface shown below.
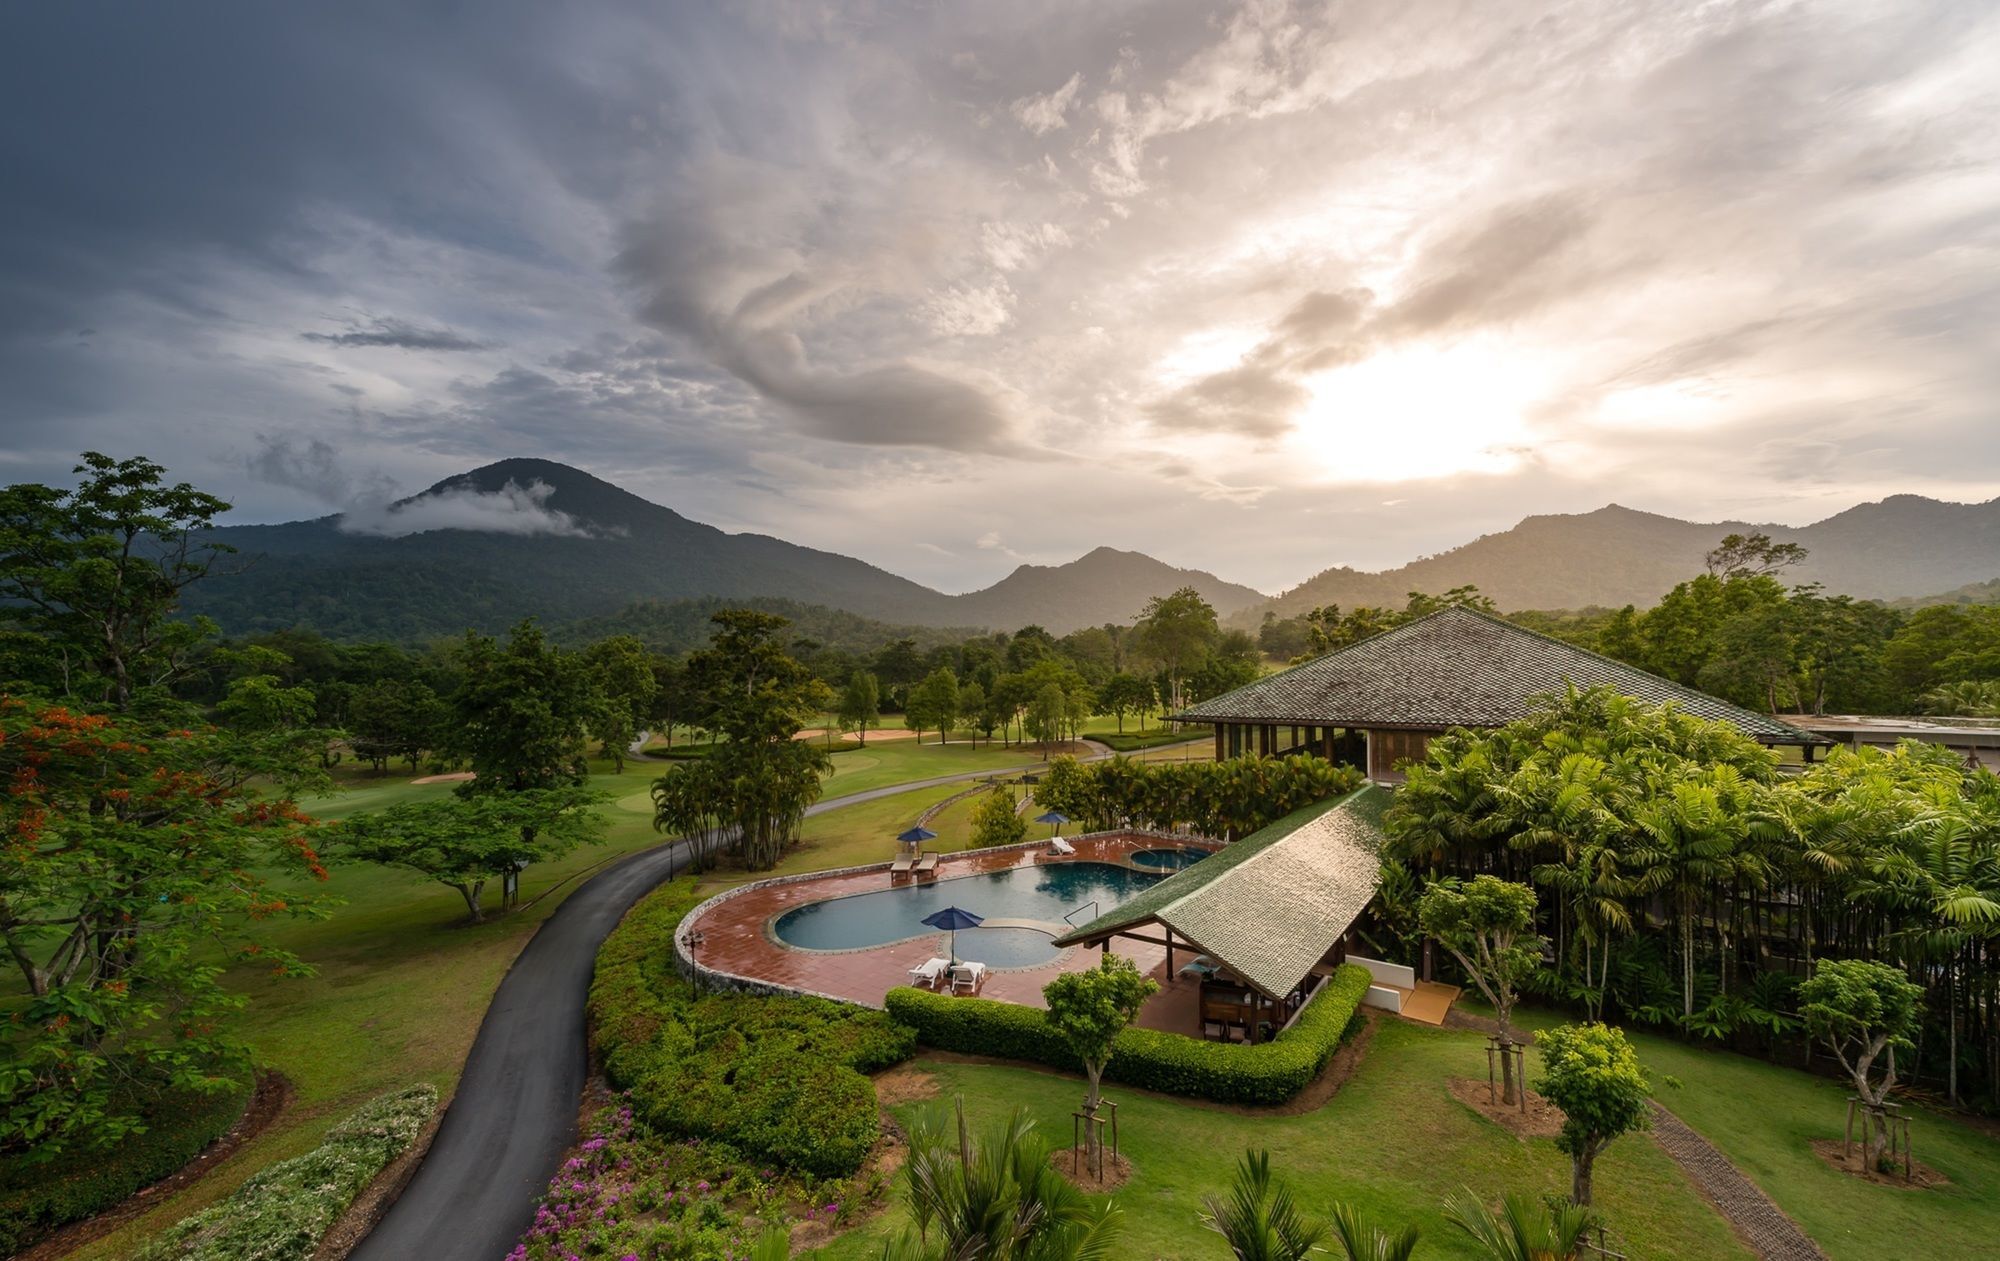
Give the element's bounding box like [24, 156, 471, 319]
[1053, 786, 1390, 1000]
[1176, 606, 1825, 745]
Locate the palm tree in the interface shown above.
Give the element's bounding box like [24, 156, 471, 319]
[1441, 1189, 1590, 1261]
[1327, 1201, 1420, 1261]
[1200, 1150, 1326, 1261]
[886, 1099, 1122, 1261]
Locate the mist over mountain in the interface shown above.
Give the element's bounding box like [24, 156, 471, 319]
[1246, 498, 2000, 623]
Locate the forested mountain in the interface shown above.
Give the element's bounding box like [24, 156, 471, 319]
[182, 459, 1260, 640]
[555, 596, 980, 657]
[1245, 498, 2000, 622]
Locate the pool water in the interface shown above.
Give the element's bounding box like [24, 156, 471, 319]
[1129, 845, 1215, 872]
[771, 862, 1162, 968]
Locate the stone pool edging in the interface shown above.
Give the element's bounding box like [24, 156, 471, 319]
[673, 829, 1194, 1006]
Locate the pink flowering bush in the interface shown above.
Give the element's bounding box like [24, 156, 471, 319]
[509, 1103, 857, 1261]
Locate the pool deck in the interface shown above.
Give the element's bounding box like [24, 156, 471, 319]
[681, 832, 1222, 1011]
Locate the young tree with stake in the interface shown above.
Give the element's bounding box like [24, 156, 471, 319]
[1419, 875, 1544, 1104]
[1041, 953, 1157, 1175]
[1535, 1023, 1651, 1205]
[1800, 958, 1924, 1171]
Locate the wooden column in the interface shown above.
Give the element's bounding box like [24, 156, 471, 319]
[1214, 724, 1226, 760]
[1164, 927, 1174, 977]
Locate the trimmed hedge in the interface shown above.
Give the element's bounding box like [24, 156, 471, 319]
[589, 879, 915, 1178]
[886, 962, 1372, 1105]
[0, 1072, 254, 1257]
[140, 1084, 437, 1261]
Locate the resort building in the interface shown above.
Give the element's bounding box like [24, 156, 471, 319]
[1175, 605, 1829, 782]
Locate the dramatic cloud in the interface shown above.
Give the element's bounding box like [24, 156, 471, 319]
[2, 0, 1996, 591]
[339, 479, 596, 539]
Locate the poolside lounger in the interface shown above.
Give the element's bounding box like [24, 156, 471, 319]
[890, 854, 915, 876]
[908, 957, 952, 988]
[1047, 836, 1076, 856]
[913, 853, 940, 876]
[950, 961, 988, 993]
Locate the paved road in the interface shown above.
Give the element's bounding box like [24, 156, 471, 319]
[347, 753, 1168, 1261]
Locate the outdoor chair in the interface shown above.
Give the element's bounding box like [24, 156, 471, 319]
[1178, 955, 1217, 979]
[913, 853, 940, 877]
[1047, 836, 1076, 856]
[907, 957, 951, 988]
[950, 961, 988, 993]
[890, 854, 914, 877]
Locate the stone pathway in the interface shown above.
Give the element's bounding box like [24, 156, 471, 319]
[1648, 1101, 1828, 1261]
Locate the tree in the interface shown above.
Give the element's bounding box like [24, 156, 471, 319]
[838, 670, 882, 745]
[1135, 587, 1219, 711]
[1441, 1190, 1589, 1261]
[1026, 681, 1068, 752]
[584, 634, 656, 773]
[1200, 1149, 1326, 1261]
[651, 610, 832, 870]
[1704, 531, 1808, 579]
[1800, 959, 1924, 1170]
[0, 700, 328, 1157]
[0, 452, 233, 708]
[908, 667, 960, 745]
[448, 621, 598, 794]
[971, 785, 1026, 849]
[885, 1100, 1121, 1261]
[1041, 953, 1157, 1173]
[338, 787, 600, 923]
[1098, 673, 1153, 734]
[1534, 1023, 1651, 1205]
[1419, 876, 1544, 1104]
[957, 681, 988, 745]
[348, 677, 447, 774]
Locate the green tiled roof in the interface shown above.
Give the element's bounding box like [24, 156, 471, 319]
[1054, 785, 1390, 999]
[1177, 606, 1823, 745]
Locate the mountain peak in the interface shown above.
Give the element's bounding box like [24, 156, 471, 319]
[418, 458, 689, 534]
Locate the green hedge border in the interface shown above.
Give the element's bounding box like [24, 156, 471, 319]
[885, 962, 1372, 1105]
[0, 1072, 254, 1257]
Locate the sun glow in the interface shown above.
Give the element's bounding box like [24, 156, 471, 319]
[1284, 340, 1547, 483]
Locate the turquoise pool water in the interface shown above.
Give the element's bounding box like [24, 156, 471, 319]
[771, 861, 1162, 968]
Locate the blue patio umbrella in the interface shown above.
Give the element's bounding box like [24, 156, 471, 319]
[1035, 810, 1070, 838]
[896, 825, 939, 845]
[921, 905, 985, 963]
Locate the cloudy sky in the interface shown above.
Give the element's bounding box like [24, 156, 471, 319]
[3, 0, 1996, 594]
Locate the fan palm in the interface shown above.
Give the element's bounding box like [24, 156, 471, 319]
[1200, 1149, 1327, 1261]
[1441, 1189, 1590, 1261]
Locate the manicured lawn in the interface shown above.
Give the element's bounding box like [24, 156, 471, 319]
[820, 739, 1040, 797]
[809, 1017, 1753, 1260]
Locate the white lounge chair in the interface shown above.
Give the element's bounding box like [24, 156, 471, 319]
[1047, 836, 1076, 856]
[950, 961, 988, 993]
[908, 957, 952, 988]
[913, 853, 940, 877]
[890, 853, 915, 877]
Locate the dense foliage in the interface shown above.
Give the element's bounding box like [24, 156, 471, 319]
[885, 963, 1371, 1105]
[139, 1084, 436, 1261]
[1533, 1023, 1651, 1206]
[335, 786, 604, 923]
[1036, 753, 1364, 841]
[1383, 686, 2000, 1107]
[588, 881, 913, 1178]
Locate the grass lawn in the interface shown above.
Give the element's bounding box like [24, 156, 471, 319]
[819, 739, 1040, 797]
[809, 1017, 1753, 1260]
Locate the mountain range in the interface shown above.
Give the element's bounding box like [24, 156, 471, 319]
[177, 458, 2000, 643]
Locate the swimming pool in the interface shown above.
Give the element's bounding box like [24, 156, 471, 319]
[770, 861, 1162, 968]
[1129, 844, 1215, 872]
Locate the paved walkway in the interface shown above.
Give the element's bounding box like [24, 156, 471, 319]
[1647, 1101, 1828, 1261]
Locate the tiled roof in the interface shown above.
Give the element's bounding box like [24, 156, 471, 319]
[1053, 786, 1389, 999]
[1177, 606, 1823, 744]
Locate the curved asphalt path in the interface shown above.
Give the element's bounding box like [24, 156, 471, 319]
[347, 749, 1188, 1261]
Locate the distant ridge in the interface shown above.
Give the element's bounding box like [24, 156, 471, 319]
[182, 459, 1262, 640]
[1244, 497, 2000, 622]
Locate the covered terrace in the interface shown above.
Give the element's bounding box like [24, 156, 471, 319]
[1055, 786, 1401, 1042]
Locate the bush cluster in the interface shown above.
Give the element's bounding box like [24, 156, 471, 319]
[886, 963, 1372, 1105]
[0, 1075, 254, 1257]
[140, 1084, 437, 1261]
[1037, 754, 1363, 840]
[589, 880, 915, 1179]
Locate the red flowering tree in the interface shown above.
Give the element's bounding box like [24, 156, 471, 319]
[0, 699, 330, 1156]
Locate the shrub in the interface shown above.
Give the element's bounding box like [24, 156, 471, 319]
[140, 1084, 437, 1261]
[1036, 754, 1363, 838]
[887, 963, 1372, 1105]
[590, 880, 916, 1178]
[0, 1075, 253, 1257]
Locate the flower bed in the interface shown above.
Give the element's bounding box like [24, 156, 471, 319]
[886, 963, 1373, 1104]
[139, 1084, 437, 1260]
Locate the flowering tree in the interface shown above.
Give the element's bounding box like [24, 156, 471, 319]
[0, 700, 328, 1156]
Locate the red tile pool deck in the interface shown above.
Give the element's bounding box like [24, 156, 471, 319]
[681, 832, 1222, 1021]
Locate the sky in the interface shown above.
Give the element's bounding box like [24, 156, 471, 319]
[2, 0, 1997, 595]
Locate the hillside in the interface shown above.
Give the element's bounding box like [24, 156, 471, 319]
[1246, 498, 2000, 621]
[181, 459, 1260, 640]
